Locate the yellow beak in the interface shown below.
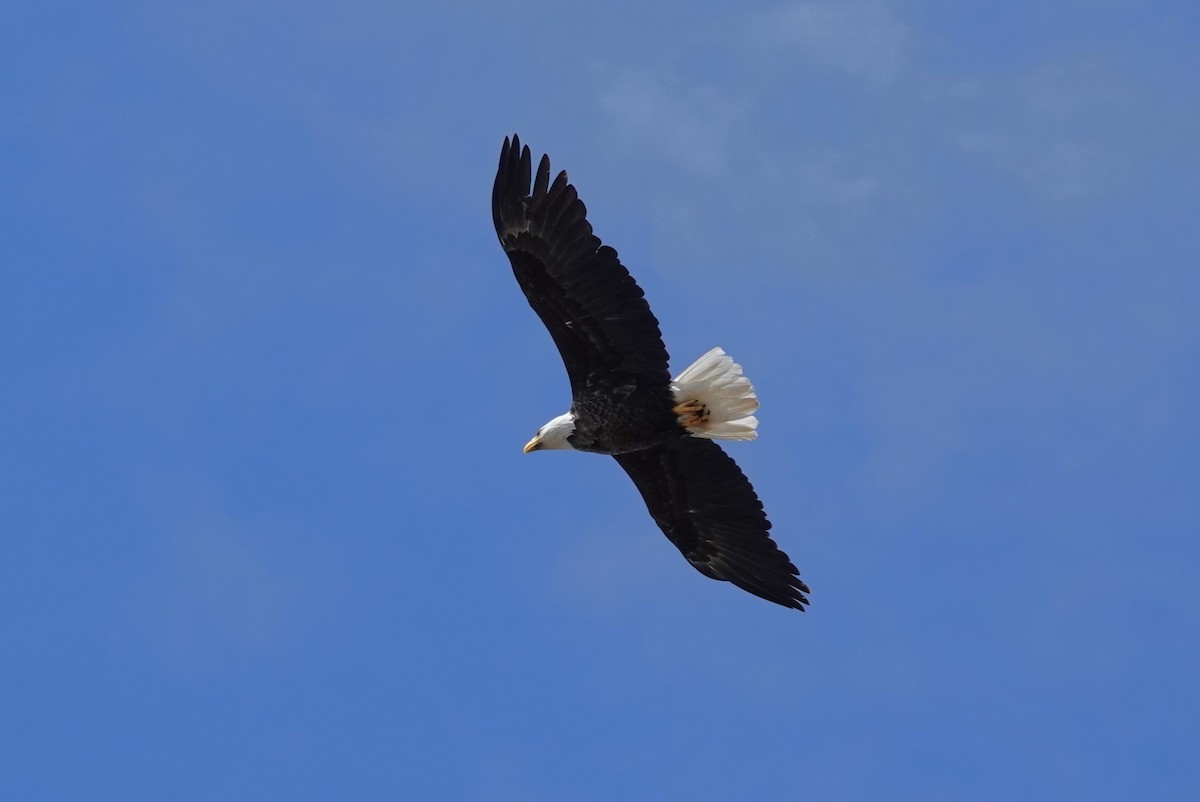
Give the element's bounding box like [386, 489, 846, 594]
[523, 435, 542, 454]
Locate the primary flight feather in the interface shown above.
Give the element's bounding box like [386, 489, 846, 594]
[492, 134, 810, 611]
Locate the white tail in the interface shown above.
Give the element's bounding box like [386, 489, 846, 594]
[670, 347, 760, 441]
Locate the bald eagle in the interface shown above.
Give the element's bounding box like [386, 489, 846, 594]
[493, 135, 810, 611]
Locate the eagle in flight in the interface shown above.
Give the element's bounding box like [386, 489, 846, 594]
[493, 135, 810, 611]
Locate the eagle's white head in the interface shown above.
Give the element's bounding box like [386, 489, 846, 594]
[524, 412, 576, 453]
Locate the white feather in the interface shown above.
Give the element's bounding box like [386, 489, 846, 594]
[528, 412, 577, 451]
[670, 347, 760, 441]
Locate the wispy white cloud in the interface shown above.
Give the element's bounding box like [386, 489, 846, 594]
[586, 13, 1198, 535]
[599, 73, 750, 177]
[943, 60, 1147, 205]
[748, 0, 910, 84]
[591, 6, 1180, 287]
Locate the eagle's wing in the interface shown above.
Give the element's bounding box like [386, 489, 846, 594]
[492, 135, 671, 393]
[613, 438, 810, 610]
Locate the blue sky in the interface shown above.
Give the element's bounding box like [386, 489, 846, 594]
[3, 1, 1198, 799]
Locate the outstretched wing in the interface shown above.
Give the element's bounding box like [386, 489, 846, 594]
[613, 438, 810, 610]
[492, 135, 671, 393]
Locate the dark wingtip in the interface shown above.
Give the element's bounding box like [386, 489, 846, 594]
[734, 556, 811, 611]
[761, 578, 812, 611]
[762, 582, 809, 612]
[532, 153, 551, 200]
[494, 134, 533, 237]
[498, 134, 525, 169]
[783, 571, 811, 611]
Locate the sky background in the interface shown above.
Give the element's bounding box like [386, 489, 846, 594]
[3, 1, 1199, 799]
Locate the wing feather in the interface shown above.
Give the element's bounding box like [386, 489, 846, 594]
[613, 438, 810, 610]
[493, 135, 671, 392]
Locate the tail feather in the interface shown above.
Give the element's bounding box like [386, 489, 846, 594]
[670, 347, 760, 441]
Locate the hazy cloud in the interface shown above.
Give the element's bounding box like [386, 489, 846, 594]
[599, 73, 749, 177]
[140, 487, 342, 673]
[152, 511, 297, 667]
[944, 61, 1146, 205]
[748, 0, 910, 84]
